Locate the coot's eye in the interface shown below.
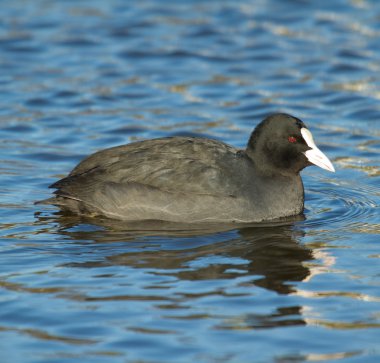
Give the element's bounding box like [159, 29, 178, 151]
[288, 136, 297, 143]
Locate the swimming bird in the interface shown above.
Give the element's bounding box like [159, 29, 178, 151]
[42, 113, 335, 223]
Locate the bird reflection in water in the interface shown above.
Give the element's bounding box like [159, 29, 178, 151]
[38, 212, 320, 293]
[36, 211, 334, 329]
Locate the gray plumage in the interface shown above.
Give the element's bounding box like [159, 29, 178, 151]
[41, 114, 334, 223]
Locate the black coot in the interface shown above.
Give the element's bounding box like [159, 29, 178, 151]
[42, 113, 335, 223]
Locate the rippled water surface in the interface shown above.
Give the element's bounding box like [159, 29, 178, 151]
[1, 1, 380, 362]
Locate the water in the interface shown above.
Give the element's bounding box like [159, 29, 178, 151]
[1, 0, 380, 362]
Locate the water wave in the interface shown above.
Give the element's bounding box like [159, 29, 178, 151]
[304, 178, 379, 230]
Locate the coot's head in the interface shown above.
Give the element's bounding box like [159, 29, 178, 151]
[246, 113, 335, 175]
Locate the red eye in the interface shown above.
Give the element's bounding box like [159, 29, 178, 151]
[288, 136, 297, 143]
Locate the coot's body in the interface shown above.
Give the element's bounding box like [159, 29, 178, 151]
[43, 114, 334, 223]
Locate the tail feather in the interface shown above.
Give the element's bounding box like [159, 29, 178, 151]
[34, 197, 57, 205]
[34, 196, 78, 206]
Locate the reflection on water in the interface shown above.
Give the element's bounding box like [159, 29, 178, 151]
[5, 210, 377, 363]
[52, 216, 313, 295]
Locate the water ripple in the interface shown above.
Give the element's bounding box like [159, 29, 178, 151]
[305, 179, 380, 230]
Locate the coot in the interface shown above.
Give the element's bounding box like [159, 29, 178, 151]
[42, 113, 335, 223]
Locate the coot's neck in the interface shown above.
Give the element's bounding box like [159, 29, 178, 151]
[245, 147, 301, 178]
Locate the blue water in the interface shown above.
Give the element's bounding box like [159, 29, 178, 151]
[1, 1, 380, 362]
